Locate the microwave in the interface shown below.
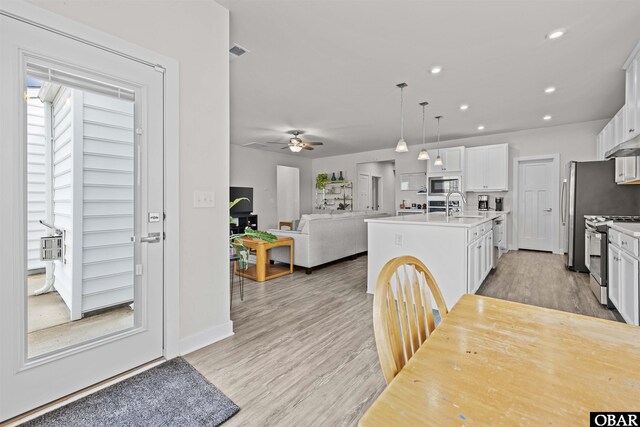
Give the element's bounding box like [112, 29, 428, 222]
[428, 176, 462, 195]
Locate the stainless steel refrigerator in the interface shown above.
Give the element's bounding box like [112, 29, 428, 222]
[564, 160, 640, 272]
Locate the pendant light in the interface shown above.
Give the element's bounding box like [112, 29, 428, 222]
[434, 115, 444, 166]
[417, 101, 430, 160]
[395, 83, 409, 153]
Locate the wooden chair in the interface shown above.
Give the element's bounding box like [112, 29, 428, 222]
[373, 256, 449, 384]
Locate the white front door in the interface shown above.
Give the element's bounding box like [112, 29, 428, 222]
[358, 173, 370, 210]
[1, 14, 164, 421]
[518, 159, 554, 251]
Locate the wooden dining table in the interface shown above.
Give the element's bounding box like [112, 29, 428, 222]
[360, 294, 640, 426]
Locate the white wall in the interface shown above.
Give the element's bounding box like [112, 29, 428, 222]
[313, 119, 606, 248]
[230, 145, 313, 230]
[355, 161, 395, 214]
[31, 0, 232, 349]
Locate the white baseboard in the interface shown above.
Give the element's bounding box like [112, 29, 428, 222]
[179, 321, 234, 356]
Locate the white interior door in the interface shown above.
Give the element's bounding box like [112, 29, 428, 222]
[371, 176, 382, 211]
[517, 159, 554, 251]
[1, 14, 164, 421]
[276, 165, 300, 223]
[358, 173, 370, 210]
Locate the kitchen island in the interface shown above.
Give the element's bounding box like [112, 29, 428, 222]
[365, 211, 508, 308]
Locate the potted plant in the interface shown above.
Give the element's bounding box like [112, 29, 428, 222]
[229, 198, 276, 268]
[315, 173, 329, 190]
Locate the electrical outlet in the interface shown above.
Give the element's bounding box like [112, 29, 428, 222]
[395, 233, 403, 246]
[193, 191, 215, 208]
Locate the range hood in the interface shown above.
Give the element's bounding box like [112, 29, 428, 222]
[605, 133, 640, 158]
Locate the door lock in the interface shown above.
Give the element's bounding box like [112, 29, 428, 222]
[140, 232, 161, 243]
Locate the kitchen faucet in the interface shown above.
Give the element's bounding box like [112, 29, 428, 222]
[445, 190, 467, 217]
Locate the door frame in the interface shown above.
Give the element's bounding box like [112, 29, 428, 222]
[0, 1, 180, 362]
[512, 153, 561, 254]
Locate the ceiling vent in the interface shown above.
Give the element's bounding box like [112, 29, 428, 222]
[229, 44, 249, 61]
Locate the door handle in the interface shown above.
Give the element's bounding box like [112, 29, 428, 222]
[140, 232, 162, 243]
[543, 208, 552, 212]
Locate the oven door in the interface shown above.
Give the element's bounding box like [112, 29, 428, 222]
[588, 230, 602, 284]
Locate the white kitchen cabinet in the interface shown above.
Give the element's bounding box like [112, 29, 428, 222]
[615, 155, 640, 184]
[596, 133, 604, 161]
[608, 227, 640, 326]
[467, 240, 481, 294]
[608, 244, 620, 309]
[620, 250, 639, 325]
[465, 143, 508, 192]
[428, 146, 464, 174]
[467, 221, 493, 294]
[624, 56, 639, 142]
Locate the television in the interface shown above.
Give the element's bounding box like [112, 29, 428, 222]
[230, 187, 253, 214]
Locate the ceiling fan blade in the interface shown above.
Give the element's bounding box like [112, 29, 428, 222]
[304, 142, 323, 146]
[301, 145, 314, 150]
[281, 146, 291, 149]
[265, 141, 287, 144]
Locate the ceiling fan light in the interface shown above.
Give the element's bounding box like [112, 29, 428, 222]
[289, 145, 303, 152]
[417, 148, 430, 160]
[395, 138, 409, 153]
[434, 155, 443, 166]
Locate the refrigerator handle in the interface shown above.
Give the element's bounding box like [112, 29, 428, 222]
[561, 179, 567, 225]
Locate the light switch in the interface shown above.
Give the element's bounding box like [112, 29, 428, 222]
[193, 191, 215, 208]
[395, 233, 403, 246]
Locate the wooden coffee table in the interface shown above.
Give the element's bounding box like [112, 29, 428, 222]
[235, 236, 294, 282]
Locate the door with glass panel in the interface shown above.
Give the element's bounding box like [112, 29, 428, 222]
[0, 13, 164, 421]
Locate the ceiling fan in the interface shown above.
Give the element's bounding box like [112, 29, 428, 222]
[266, 130, 324, 152]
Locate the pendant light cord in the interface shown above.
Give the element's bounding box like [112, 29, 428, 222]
[436, 116, 441, 155]
[422, 105, 426, 147]
[400, 86, 404, 140]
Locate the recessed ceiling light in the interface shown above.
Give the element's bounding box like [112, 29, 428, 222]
[546, 29, 565, 39]
[460, 104, 469, 111]
[430, 66, 442, 74]
[543, 115, 552, 120]
[477, 125, 485, 130]
[544, 86, 556, 94]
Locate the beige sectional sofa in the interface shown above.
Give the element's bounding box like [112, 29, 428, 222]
[268, 211, 389, 273]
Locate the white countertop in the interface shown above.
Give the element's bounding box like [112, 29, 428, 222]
[610, 222, 640, 237]
[366, 211, 507, 228]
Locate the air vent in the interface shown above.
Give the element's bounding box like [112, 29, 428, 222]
[229, 44, 250, 61]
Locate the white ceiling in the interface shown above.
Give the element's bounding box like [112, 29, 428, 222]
[221, 0, 640, 158]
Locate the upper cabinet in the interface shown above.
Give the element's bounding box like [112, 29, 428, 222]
[465, 143, 509, 192]
[427, 146, 464, 174]
[596, 41, 640, 185]
[624, 55, 639, 142]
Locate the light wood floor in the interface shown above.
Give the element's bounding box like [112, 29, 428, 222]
[479, 250, 621, 322]
[185, 251, 621, 426]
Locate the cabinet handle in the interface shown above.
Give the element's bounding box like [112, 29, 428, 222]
[478, 246, 482, 249]
[630, 129, 635, 133]
[622, 241, 627, 246]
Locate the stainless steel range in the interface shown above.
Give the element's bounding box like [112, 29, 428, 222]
[584, 215, 640, 307]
